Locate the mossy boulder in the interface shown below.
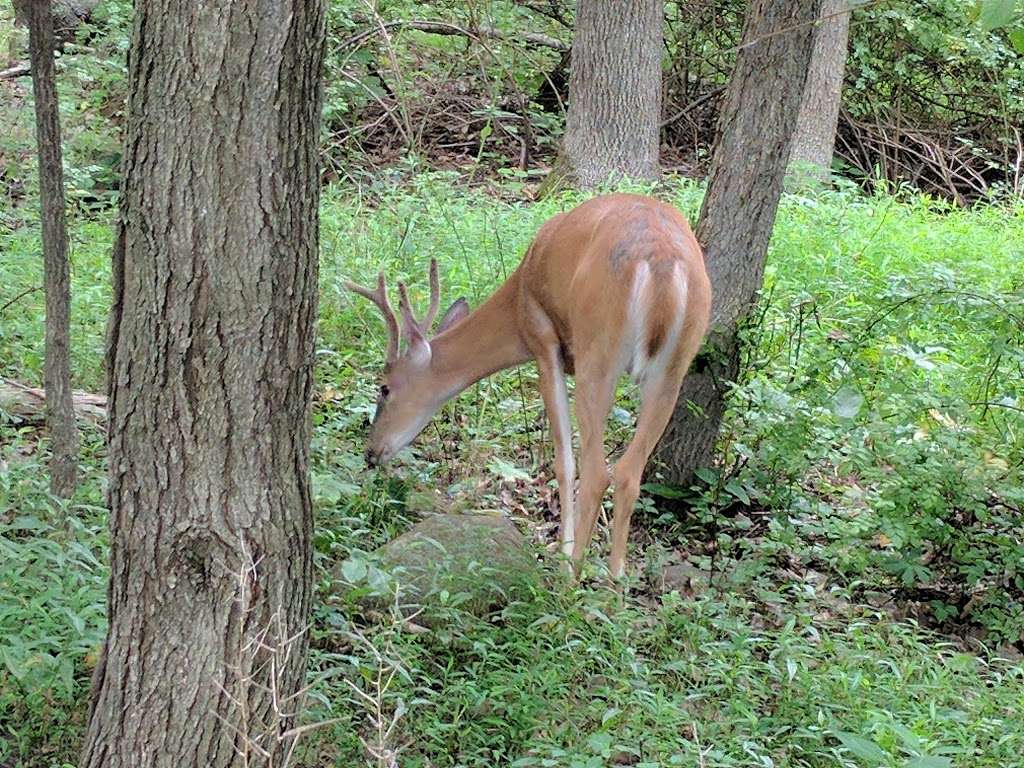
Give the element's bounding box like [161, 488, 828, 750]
[334, 513, 539, 622]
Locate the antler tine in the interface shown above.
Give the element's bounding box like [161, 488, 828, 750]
[343, 272, 400, 364]
[422, 259, 441, 332]
[396, 282, 422, 341]
[395, 260, 442, 337]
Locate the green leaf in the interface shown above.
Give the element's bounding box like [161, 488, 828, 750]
[340, 557, 367, 583]
[65, 607, 86, 636]
[833, 730, 888, 764]
[980, 0, 1017, 31]
[832, 386, 864, 419]
[1008, 26, 1024, 52]
[724, 479, 750, 505]
[786, 657, 799, 681]
[488, 456, 532, 482]
[904, 757, 953, 768]
[586, 732, 612, 755]
[58, 656, 75, 696]
[2, 646, 25, 680]
[9, 516, 46, 531]
[640, 482, 687, 499]
[601, 706, 622, 725]
[694, 467, 719, 486]
[890, 722, 922, 752]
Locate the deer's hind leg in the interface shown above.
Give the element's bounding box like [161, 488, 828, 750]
[606, 372, 682, 579]
[608, 323, 704, 579]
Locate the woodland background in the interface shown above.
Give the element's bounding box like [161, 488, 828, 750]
[1, 1, 1023, 767]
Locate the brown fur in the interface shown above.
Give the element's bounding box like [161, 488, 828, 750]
[646, 318, 666, 359]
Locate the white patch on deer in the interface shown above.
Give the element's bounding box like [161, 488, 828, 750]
[624, 262, 652, 377]
[634, 262, 688, 392]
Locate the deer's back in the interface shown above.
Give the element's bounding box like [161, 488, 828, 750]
[517, 193, 707, 375]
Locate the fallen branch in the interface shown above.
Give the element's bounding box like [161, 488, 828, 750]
[342, 19, 569, 52]
[0, 379, 106, 424]
[0, 64, 31, 80]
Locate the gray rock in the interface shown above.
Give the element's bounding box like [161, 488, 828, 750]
[660, 561, 710, 595]
[996, 644, 1023, 663]
[335, 513, 538, 622]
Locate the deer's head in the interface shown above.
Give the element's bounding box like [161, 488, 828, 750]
[345, 260, 469, 467]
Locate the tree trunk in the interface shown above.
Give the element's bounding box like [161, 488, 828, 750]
[653, 0, 824, 485]
[80, 1, 326, 766]
[26, 0, 78, 498]
[544, 0, 663, 191]
[788, 0, 850, 182]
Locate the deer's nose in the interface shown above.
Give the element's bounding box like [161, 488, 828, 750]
[365, 447, 378, 468]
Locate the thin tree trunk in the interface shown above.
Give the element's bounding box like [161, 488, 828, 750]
[80, 1, 326, 766]
[543, 0, 663, 191]
[26, 0, 78, 498]
[654, 0, 824, 484]
[788, 0, 851, 182]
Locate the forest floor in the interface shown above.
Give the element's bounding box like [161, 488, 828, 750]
[2, 177, 1023, 767]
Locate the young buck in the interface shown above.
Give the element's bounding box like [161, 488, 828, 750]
[346, 193, 711, 577]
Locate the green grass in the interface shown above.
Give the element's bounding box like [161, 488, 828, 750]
[1, 176, 1023, 766]
[307, 587, 1024, 767]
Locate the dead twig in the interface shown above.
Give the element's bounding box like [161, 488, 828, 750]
[0, 285, 41, 314]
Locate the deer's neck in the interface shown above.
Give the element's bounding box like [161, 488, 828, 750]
[428, 274, 532, 401]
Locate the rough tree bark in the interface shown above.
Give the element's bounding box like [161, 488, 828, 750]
[788, 0, 851, 181]
[543, 0, 663, 190]
[653, 0, 824, 484]
[26, 0, 78, 497]
[80, 1, 326, 766]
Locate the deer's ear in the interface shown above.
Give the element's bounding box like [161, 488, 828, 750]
[435, 298, 470, 335]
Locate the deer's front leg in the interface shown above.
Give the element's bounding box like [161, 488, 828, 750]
[535, 346, 576, 560]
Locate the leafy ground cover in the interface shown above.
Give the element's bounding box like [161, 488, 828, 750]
[1, 177, 1023, 766]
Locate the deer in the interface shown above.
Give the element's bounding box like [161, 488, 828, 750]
[345, 193, 711, 578]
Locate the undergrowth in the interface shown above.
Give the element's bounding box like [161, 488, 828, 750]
[1, 177, 1023, 766]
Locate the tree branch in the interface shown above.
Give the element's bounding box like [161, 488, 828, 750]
[0, 285, 42, 314]
[0, 64, 31, 79]
[342, 19, 569, 52]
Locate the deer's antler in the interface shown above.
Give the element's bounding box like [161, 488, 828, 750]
[343, 272, 400, 364]
[423, 258, 441, 331]
[397, 259, 441, 340]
